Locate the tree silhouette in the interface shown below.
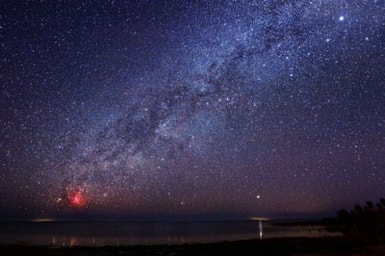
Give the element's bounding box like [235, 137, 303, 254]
[380, 198, 385, 207]
[335, 197, 385, 239]
[366, 201, 374, 209]
[353, 204, 362, 214]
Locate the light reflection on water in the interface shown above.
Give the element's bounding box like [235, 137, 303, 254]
[0, 221, 342, 247]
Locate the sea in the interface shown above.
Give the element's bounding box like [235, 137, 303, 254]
[0, 219, 342, 247]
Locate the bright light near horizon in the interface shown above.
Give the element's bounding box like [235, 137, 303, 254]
[30, 218, 56, 222]
[249, 217, 269, 221]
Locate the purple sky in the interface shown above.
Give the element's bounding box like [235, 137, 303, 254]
[1, 0, 385, 220]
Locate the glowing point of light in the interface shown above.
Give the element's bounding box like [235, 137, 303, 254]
[31, 218, 55, 222]
[339, 16, 345, 21]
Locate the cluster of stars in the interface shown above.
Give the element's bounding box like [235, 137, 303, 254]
[1, 0, 385, 219]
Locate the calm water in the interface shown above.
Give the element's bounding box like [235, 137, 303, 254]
[0, 220, 341, 246]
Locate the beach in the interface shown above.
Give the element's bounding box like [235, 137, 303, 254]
[1, 236, 384, 256]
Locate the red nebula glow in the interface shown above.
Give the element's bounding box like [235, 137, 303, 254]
[68, 190, 85, 207]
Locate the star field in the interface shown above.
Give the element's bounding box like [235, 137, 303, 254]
[1, 0, 385, 220]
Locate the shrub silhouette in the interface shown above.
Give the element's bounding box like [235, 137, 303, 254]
[335, 197, 385, 239]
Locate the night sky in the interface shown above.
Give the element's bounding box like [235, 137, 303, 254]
[1, 0, 385, 220]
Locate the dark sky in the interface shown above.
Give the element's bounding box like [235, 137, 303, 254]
[1, 0, 385, 220]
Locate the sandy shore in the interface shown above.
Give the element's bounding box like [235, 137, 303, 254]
[0, 236, 384, 256]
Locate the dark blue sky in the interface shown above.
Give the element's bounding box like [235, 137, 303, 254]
[1, 0, 385, 220]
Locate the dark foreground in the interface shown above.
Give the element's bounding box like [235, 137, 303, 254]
[1, 237, 384, 256]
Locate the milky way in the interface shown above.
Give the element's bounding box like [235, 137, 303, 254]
[1, 0, 385, 219]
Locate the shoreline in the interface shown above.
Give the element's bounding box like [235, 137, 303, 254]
[1, 236, 384, 256]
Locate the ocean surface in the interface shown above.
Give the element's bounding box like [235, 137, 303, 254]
[0, 219, 341, 246]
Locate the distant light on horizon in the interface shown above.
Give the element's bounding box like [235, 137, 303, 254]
[30, 218, 56, 223]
